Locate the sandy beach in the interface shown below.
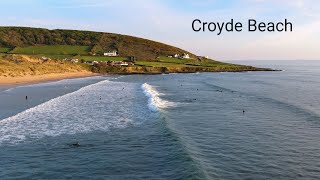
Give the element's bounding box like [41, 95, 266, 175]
[0, 71, 98, 85]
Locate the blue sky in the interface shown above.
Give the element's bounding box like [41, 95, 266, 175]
[1, 0, 319, 60]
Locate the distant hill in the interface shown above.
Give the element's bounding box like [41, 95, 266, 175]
[0, 27, 196, 60]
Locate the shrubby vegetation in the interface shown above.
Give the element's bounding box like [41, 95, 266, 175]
[0, 54, 90, 77]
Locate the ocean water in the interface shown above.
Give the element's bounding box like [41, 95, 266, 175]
[0, 61, 320, 179]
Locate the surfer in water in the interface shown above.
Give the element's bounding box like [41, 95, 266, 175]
[71, 142, 81, 147]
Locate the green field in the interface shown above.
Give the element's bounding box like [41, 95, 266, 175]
[0, 48, 10, 53]
[136, 56, 247, 70]
[10, 45, 90, 55]
[74, 55, 127, 61]
[157, 56, 196, 64]
[135, 61, 197, 67]
[199, 59, 240, 67]
[30, 54, 74, 60]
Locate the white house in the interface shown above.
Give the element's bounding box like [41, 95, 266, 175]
[182, 53, 190, 59]
[104, 50, 118, 56]
[198, 56, 209, 59]
[71, 59, 79, 63]
[174, 54, 179, 58]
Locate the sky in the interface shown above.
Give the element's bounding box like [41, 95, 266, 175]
[0, 0, 319, 60]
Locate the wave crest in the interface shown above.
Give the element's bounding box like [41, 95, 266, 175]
[142, 83, 176, 112]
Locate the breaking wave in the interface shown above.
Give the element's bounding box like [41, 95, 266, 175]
[0, 80, 138, 145]
[142, 83, 176, 112]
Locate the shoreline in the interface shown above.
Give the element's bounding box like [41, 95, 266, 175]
[0, 71, 99, 86]
[0, 68, 278, 86]
[105, 67, 278, 75]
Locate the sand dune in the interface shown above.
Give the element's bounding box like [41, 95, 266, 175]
[0, 72, 97, 85]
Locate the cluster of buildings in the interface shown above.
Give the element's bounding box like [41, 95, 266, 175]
[199, 56, 209, 59]
[60, 51, 134, 67]
[84, 60, 134, 67]
[46, 50, 210, 68]
[63, 58, 79, 63]
[106, 60, 134, 66]
[167, 53, 190, 59]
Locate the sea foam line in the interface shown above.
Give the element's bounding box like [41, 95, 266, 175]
[141, 83, 176, 112]
[0, 80, 110, 124]
[0, 79, 138, 145]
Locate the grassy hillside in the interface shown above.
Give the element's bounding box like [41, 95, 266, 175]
[10, 45, 90, 55]
[0, 26, 195, 60]
[0, 26, 273, 74]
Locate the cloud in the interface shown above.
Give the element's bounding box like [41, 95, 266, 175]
[51, 0, 117, 9]
[0, 0, 319, 60]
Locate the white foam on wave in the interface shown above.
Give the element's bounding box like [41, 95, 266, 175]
[0, 80, 138, 145]
[2, 87, 15, 93]
[0, 76, 105, 94]
[141, 83, 176, 112]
